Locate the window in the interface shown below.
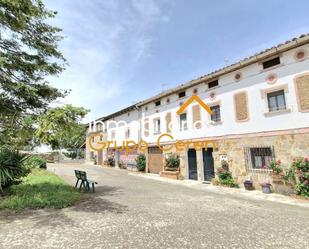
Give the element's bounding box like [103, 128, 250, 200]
[96, 123, 103, 131]
[178, 91, 186, 98]
[267, 90, 286, 112]
[179, 113, 187, 131]
[155, 100, 161, 106]
[208, 80, 219, 89]
[262, 57, 280, 69]
[245, 147, 274, 170]
[125, 127, 130, 139]
[210, 105, 221, 122]
[154, 118, 160, 134]
[111, 131, 115, 140]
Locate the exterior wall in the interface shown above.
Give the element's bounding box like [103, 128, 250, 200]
[140, 44, 309, 146]
[86, 42, 309, 187]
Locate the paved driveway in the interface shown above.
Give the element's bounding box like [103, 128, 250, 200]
[1, 163, 309, 249]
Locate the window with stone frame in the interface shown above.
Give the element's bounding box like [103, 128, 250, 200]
[165, 112, 172, 132]
[125, 127, 130, 139]
[179, 113, 187, 131]
[244, 146, 275, 171]
[154, 118, 161, 134]
[262, 57, 280, 70]
[144, 118, 149, 137]
[210, 105, 221, 122]
[295, 74, 309, 112]
[111, 131, 116, 140]
[267, 90, 286, 112]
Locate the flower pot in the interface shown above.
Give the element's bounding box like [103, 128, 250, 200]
[261, 183, 272, 194]
[243, 180, 254, 190]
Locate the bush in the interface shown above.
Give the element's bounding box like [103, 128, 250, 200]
[107, 155, 115, 167]
[216, 161, 239, 188]
[136, 154, 146, 171]
[165, 154, 180, 171]
[118, 160, 127, 169]
[293, 157, 309, 198]
[269, 160, 284, 175]
[0, 147, 30, 190]
[24, 155, 47, 169]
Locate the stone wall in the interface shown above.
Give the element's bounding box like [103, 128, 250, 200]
[159, 133, 309, 191]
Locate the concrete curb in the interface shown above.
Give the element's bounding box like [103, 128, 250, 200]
[129, 172, 309, 209]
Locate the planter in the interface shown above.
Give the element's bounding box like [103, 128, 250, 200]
[271, 173, 285, 184]
[160, 171, 180, 180]
[261, 183, 272, 194]
[165, 167, 179, 172]
[243, 180, 254, 190]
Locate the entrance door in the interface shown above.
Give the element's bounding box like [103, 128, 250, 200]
[148, 147, 164, 174]
[188, 149, 197, 180]
[203, 148, 215, 181]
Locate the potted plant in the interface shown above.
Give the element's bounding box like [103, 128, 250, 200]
[261, 181, 272, 194]
[243, 179, 254, 190]
[165, 154, 180, 171]
[135, 154, 146, 172]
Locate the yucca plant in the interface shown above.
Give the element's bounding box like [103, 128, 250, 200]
[0, 147, 30, 192]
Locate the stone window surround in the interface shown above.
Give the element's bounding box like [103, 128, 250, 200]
[258, 54, 284, 73]
[260, 83, 291, 117]
[294, 72, 309, 113]
[234, 91, 250, 122]
[179, 111, 188, 131]
[191, 104, 202, 129]
[206, 100, 223, 125]
[153, 117, 161, 134]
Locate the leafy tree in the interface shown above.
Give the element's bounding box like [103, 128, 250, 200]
[0, 0, 68, 146]
[35, 105, 89, 150]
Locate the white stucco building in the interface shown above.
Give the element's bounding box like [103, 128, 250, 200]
[86, 34, 309, 187]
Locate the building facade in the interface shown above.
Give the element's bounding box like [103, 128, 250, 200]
[86, 34, 309, 188]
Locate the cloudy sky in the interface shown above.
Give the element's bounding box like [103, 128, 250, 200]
[45, 0, 309, 121]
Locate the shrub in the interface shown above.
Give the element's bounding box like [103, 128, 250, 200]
[165, 154, 180, 171]
[216, 161, 239, 188]
[107, 155, 115, 167]
[24, 155, 47, 169]
[0, 147, 30, 190]
[269, 160, 284, 175]
[118, 160, 127, 169]
[292, 157, 309, 197]
[136, 154, 146, 171]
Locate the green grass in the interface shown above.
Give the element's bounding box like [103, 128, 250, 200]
[0, 169, 81, 211]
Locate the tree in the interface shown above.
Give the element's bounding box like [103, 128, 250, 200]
[35, 105, 89, 150]
[0, 0, 68, 145]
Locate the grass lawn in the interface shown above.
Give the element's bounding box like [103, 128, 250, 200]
[0, 168, 81, 211]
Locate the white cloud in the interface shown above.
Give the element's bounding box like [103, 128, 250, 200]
[46, 0, 167, 121]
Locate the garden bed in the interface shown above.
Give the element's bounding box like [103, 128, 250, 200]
[0, 169, 81, 211]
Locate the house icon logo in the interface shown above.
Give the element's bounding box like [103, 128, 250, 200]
[176, 95, 212, 115]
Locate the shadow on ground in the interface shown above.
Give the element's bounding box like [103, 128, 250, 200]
[0, 185, 128, 226]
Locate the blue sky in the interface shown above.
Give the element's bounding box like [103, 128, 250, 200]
[45, 0, 309, 121]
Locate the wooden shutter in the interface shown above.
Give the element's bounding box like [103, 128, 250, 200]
[165, 112, 172, 133]
[192, 105, 201, 129]
[295, 74, 309, 112]
[234, 91, 249, 121]
[144, 118, 149, 137]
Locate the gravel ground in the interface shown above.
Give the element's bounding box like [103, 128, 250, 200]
[0, 163, 309, 249]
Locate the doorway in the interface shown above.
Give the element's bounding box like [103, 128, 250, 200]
[188, 149, 198, 180]
[203, 148, 215, 181]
